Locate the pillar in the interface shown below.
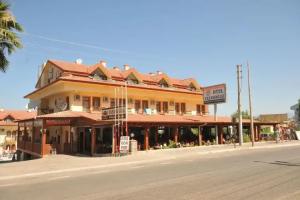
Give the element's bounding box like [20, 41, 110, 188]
[91, 127, 96, 156]
[41, 124, 47, 157]
[155, 126, 158, 145]
[198, 126, 202, 146]
[218, 125, 224, 144]
[257, 125, 261, 141]
[112, 125, 116, 154]
[173, 126, 179, 143]
[144, 127, 149, 150]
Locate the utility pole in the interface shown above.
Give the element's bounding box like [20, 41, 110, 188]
[237, 64, 243, 146]
[247, 61, 255, 147]
[214, 104, 218, 145]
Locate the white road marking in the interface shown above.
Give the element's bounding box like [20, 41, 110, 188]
[89, 170, 111, 175]
[186, 159, 194, 162]
[160, 162, 172, 165]
[130, 165, 145, 169]
[48, 175, 70, 181]
[0, 183, 15, 187]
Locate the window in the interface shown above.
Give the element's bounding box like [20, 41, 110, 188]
[66, 96, 70, 110]
[93, 97, 101, 111]
[159, 79, 169, 88]
[110, 98, 115, 108]
[48, 67, 53, 79]
[93, 69, 107, 80]
[82, 97, 90, 112]
[127, 73, 139, 84]
[181, 103, 186, 114]
[189, 83, 197, 91]
[175, 103, 180, 114]
[142, 100, 149, 112]
[135, 100, 141, 113]
[202, 105, 206, 114]
[156, 101, 161, 113]
[196, 104, 201, 115]
[163, 102, 168, 113]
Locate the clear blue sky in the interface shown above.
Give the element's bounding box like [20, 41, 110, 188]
[1, 0, 299, 116]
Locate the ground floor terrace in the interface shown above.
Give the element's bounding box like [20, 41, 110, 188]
[16, 111, 279, 159]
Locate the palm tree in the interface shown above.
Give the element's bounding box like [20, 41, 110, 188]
[0, 0, 23, 72]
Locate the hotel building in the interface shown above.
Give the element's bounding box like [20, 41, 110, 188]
[17, 59, 276, 158]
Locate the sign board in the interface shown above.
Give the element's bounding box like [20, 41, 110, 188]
[203, 84, 226, 105]
[119, 136, 130, 153]
[45, 119, 70, 126]
[102, 107, 126, 120]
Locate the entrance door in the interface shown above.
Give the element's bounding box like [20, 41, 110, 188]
[79, 131, 84, 153]
[84, 128, 91, 153]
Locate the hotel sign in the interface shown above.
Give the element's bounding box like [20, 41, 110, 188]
[102, 107, 126, 120]
[45, 119, 71, 126]
[203, 84, 226, 105]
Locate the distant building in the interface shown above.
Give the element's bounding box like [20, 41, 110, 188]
[291, 102, 300, 127]
[0, 109, 36, 151]
[259, 114, 289, 132]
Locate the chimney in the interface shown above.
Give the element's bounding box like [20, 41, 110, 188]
[157, 70, 163, 75]
[99, 60, 107, 68]
[124, 64, 130, 71]
[75, 58, 83, 64]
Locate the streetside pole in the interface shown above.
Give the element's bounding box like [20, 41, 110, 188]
[237, 64, 243, 146]
[121, 86, 124, 136]
[247, 61, 255, 147]
[125, 81, 128, 136]
[214, 104, 218, 145]
[113, 88, 117, 155]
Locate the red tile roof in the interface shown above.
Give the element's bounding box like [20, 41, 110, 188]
[127, 114, 232, 124]
[0, 110, 37, 121]
[36, 111, 102, 121]
[58, 74, 202, 95]
[47, 60, 201, 89]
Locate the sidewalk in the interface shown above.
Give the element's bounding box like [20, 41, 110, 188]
[0, 140, 299, 180]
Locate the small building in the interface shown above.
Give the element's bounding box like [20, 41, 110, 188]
[0, 109, 36, 152]
[291, 102, 299, 127]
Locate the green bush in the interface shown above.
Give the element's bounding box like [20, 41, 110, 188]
[168, 140, 177, 148]
[243, 134, 251, 143]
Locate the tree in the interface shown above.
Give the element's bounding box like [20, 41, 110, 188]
[0, 0, 23, 72]
[231, 110, 251, 119]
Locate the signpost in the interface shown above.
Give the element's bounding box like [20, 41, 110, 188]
[119, 136, 130, 154]
[203, 84, 226, 144]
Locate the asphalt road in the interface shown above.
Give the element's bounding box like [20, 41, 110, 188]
[0, 146, 300, 200]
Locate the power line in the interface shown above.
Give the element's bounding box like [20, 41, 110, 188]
[20, 32, 151, 57]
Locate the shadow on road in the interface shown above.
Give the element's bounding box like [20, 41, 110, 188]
[254, 160, 300, 167]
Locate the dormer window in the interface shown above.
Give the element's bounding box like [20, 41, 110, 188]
[93, 69, 108, 80]
[159, 79, 169, 88]
[188, 83, 197, 91]
[126, 73, 139, 85]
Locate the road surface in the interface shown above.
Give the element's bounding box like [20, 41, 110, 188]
[0, 146, 299, 200]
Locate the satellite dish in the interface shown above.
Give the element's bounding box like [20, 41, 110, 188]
[55, 97, 68, 111]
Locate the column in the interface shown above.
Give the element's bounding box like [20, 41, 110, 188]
[257, 125, 261, 141]
[144, 127, 149, 150]
[41, 121, 47, 157]
[112, 125, 116, 154]
[218, 125, 224, 144]
[173, 126, 179, 143]
[155, 126, 158, 145]
[91, 127, 96, 156]
[198, 126, 202, 146]
[90, 96, 93, 112]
